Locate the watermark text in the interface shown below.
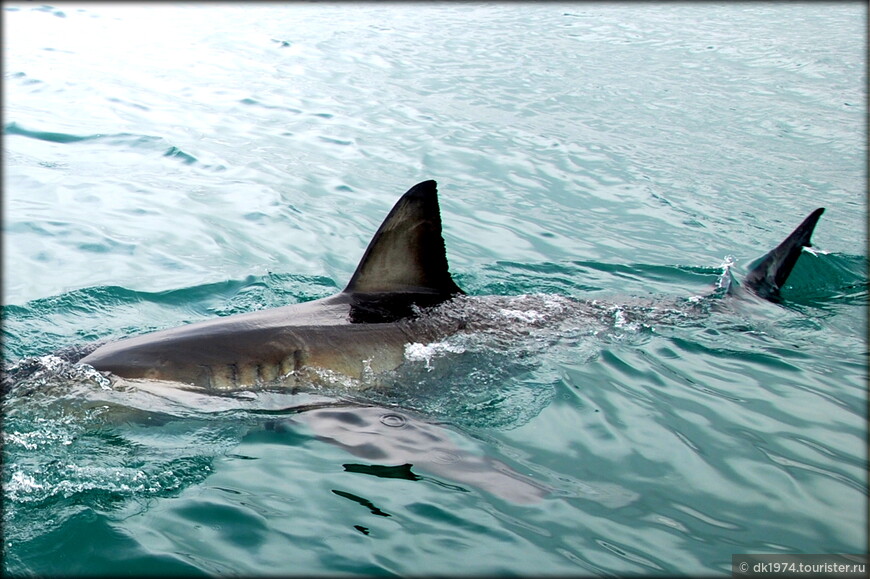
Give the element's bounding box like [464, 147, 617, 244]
[733, 554, 867, 578]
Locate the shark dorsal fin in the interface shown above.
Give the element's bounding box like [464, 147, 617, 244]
[743, 207, 825, 300]
[343, 180, 464, 298]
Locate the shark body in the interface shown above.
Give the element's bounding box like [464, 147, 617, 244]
[80, 180, 464, 390]
[80, 180, 824, 391]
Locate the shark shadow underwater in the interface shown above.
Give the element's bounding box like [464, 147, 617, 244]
[79, 180, 825, 392]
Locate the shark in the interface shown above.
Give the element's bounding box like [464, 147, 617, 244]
[79, 180, 825, 391]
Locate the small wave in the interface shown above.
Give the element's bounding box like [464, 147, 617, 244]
[3, 121, 103, 143]
[3, 122, 224, 169]
[162, 145, 197, 165]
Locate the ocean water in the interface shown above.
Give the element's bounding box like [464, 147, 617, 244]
[2, 3, 867, 576]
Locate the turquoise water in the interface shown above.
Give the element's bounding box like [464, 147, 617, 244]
[3, 3, 867, 576]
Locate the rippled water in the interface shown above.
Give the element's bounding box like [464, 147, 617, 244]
[3, 3, 867, 576]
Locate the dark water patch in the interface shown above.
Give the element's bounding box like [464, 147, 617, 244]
[669, 335, 802, 373]
[4, 507, 209, 577]
[173, 499, 271, 545]
[344, 463, 422, 481]
[242, 210, 269, 222]
[6, 72, 43, 86]
[4, 122, 104, 143]
[2, 123, 215, 171]
[101, 133, 164, 148]
[78, 237, 137, 255]
[6, 121, 224, 176]
[318, 135, 353, 146]
[332, 490, 392, 517]
[5, 219, 87, 239]
[774, 252, 868, 308]
[106, 96, 150, 111]
[163, 145, 197, 165]
[4, 285, 146, 317]
[238, 97, 302, 114]
[407, 501, 506, 539]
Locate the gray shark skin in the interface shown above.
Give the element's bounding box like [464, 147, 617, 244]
[80, 179, 825, 390]
[80, 180, 464, 390]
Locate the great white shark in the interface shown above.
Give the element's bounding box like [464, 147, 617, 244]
[80, 180, 825, 391]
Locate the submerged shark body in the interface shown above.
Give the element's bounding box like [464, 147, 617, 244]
[80, 180, 824, 391]
[274, 403, 552, 504]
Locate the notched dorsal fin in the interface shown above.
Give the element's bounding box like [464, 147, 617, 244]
[344, 180, 464, 297]
[742, 207, 825, 300]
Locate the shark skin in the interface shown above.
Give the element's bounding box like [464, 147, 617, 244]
[80, 179, 825, 391]
[80, 180, 464, 390]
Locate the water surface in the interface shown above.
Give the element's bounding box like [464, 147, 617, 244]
[3, 3, 867, 576]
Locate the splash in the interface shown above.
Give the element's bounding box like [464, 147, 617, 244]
[404, 340, 467, 371]
[2, 353, 111, 398]
[715, 255, 737, 293]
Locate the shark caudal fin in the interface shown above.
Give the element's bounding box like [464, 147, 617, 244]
[742, 207, 825, 301]
[344, 180, 464, 300]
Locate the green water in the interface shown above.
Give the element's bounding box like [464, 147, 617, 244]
[3, 3, 867, 576]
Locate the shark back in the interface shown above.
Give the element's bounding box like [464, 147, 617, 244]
[742, 207, 825, 300]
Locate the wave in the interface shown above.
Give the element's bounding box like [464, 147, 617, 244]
[3, 122, 224, 170]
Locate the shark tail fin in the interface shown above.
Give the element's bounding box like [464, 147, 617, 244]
[344, 180, 464, 298]
[742, 207, 825, 300]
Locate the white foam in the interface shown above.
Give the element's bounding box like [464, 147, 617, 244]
[404, 341, 466, 371]
[498, 308, 545, 323]
[7, 471, 44, 494]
